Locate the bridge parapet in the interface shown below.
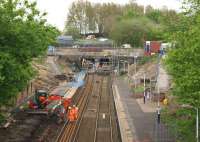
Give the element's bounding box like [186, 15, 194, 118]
[54, 48, 144, 58]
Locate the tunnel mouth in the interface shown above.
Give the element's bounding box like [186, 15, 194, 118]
[99, 58, 110, 66]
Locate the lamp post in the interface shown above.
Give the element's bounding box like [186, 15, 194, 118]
[134, 56, 138, 91]
[143, 72, 146, 104]
[118, 48, 120, 75]
[112, 41, 115, 72]
[156, 50, 163, 124]
[128, 62, 130, 76]
[182, 104, 199, 142]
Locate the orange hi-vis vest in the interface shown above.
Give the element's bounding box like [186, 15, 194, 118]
[67, 109, 75, 122]
[73, 107, 78, 120]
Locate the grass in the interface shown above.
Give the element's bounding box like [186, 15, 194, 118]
[138, 54, 157, 65]
[131, 85, 144, 94]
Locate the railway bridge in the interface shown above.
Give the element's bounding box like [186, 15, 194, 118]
[49, 47, 144, 65]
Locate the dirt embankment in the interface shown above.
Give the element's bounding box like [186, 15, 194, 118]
[32, 56, 73, 91]
[0, 56, 73, 142]
[32, 59, 59, 91]
[129, 61, 157, 84]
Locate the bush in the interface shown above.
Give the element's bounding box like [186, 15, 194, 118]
[162, 108, 196, 142]
[138, 54, 157, 65]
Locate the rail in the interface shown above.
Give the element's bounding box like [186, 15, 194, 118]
[56, 74, 94, 142]
[56, 75, 120, 142]
[94, 76, 113, 142]
[93, 76, 105, 142]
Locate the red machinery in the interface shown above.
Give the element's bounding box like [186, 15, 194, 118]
[27, 90, 72, 117]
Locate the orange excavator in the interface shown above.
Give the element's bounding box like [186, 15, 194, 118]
[28, 90, 48, 109]
[27, 90, 72, 118]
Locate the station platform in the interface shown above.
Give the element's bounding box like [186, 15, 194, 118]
[112, 77, 157, 142]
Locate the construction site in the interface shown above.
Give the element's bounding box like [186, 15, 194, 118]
[0, 43, 172, 142]
[1, 0, 199, 141]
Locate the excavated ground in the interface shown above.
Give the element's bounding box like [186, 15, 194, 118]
[0, 111, 63, 142]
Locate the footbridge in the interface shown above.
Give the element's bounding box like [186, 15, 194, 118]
[49, 48, 144, 64]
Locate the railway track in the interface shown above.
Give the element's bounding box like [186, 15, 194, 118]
[56, 74, 121, 142]
[73, 75, 121, 142]
[56, 74, 94, 142]
[72, 75, 103, 142]
[94, 76, 113, 142]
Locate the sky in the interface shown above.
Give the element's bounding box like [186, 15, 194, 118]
[35, 0, 182, 31]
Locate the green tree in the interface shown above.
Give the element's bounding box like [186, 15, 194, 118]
[164, 0, 200, 140]
[64, 25, 81, 39]
[0, 0, 59, 107]
[122, 1, 144, 18]
[0, 53, 34, 105]
[166, 0, 200, 108]
[109, 17, 163, 47]
[66, 0, 87, 34]
[65, 1, 132, 36]
[146, 9, 162, 23]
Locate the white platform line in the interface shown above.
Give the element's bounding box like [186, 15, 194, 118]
[112, 84, 137, 142]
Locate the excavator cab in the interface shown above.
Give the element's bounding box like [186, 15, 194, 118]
[35, 90, 48, 109]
